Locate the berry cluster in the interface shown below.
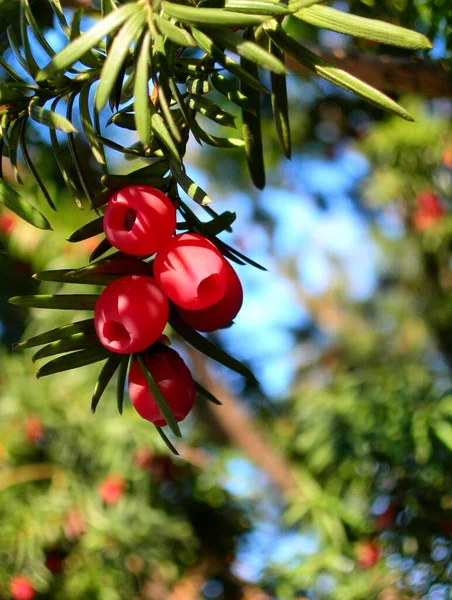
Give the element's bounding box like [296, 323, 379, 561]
[94, 185, 243, 427]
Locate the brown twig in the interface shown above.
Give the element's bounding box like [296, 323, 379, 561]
[287, 47, 452, 98]
[186, 349, 299, 497]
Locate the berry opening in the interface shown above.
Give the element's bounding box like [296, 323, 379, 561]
[123, 208, 137, 231]
[103, 320, 131, 347]
[108, 205, 137, 233]
[197, 273, 222, 304]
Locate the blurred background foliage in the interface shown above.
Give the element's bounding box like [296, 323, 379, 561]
[0, 0, 452, 599]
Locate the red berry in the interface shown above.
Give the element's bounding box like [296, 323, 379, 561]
[10, 576, 35, 600]
[128, 345, 195, 426]
[153, 233, 228, 310]
[177, 260, 243, 332]
[356, 541, 380, 569]
[133, 447, 154, 470]
[63, 510, 85, 539]
[412, 191, 446, 231]
[99, 474, 125, 505]
[45, 550, 65, 573]
[103, 185, 176, 256]
[375, 504, 398, 530]
[94, 275, 169, 354]
[24, 415, 44, 444]
[0, 213, 17, 235]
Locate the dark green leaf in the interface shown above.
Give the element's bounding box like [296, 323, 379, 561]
[95, 8, 146, 111]
[210, 28, 287, 74]
[6, 117, 24, 184]
[266, 20, 414, 121]
[191, 28, 269, 94]
[70, 9, 104, 69]
[79, 82, 106, 165]
[20, 118, 57, 211]
[101, 172, 169, 189]
[66, 91, 94, 207]
[137, 354, 182, 438]
[202, 211, 237, 235]
[37, 3, 142, 80]
[15, 319, 95, 350]
[162, 3, 270, 27]
[22, 0, 56, 57]
[0, 182, 52, 230]
[29, 98, 78, 133]
[48, 98, 84, 205]
[188, 95, 236, 128]
[225, 0, 288, 14]
[133, 30, 152, 146]
[269, 39, 291, 158]
[210, 72, 256, 114]
[194, 381, 222, 405]
[20, 2, 41, 79]
[191, 121, 245, 148]
[186, 77, 212, 95]
[295, 4, 432, 49]
[8, 294, 98, 310]
[153, 14, 196, 47]
[151, 113, 181, 164]
[155, 426, 179, 455]
[240, 31, 265, 189]
[7, 26, 28, 73]
[32, 333, 100, 362]
[68, 216, 104, 243]
[49, 0, 70, 36]
[218, 239, 267, 270]
[116, 355, 130, 414]
[173, 169, 212, 205]
[170, 311, 258, 384]
[89, 237, 113, 262]
[37, 347, 111, 378]
[92, 354, 123, 413]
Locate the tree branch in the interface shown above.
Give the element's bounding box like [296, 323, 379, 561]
[288, 46, 452, 98]
[187, 349, 299, 497]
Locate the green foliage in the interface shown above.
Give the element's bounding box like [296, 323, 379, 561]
[0, 0, 428, 229]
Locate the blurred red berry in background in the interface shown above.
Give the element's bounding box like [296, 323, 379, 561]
[94, 275, 168, 354]
[103, 185, 176, 256]
[10, 576, 35, 600]
[45, 550, 66, 574]
[177, 259, 243, 332]
[0, 213, 17, 236]
[128, 345, 195, 426]
[133, 447, 154, 471]
[154, 233, 229, 310]
[24, 415, 43, 444]
[63, 510, 85, 540]
[99, 474, 125, 505]
[376, 504, 398, 530]
[356, 541, 380, 569]
[412, 191, 446, 231]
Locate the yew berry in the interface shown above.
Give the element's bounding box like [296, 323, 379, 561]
[63, 510, 85, 540]
[10, 576, 35, 600]
[99, 474, 125, 505]
[103, 185, 176, 256]
[24, 415, 44, 444]
[133, 447, 154, 471]
[177, 259, 243, 332]
[412, 191, 446, 231]
[128, 345, 195, 426]
[153, 233, 228, 310]
[356, 541, 380, 570]
[45, 550, 66, 574]
[94, 275, 169, 354]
